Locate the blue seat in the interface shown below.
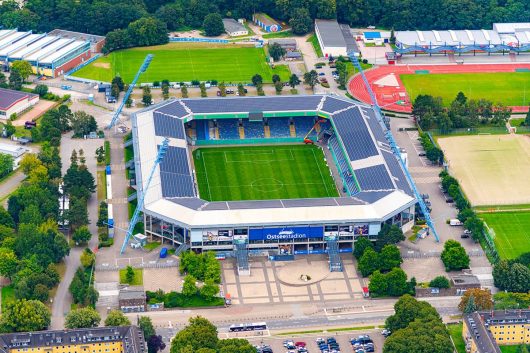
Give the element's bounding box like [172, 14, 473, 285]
[268, 118, 291, 138]
[242, 120, 264, 138]
[217, 119, 240, 139]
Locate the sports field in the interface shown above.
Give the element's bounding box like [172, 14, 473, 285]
[193, 145, 339, 201]
[72, 43, 290, 83]
[400, 72, 530, 106]
[437, 134, 530, 206]
[480, 211, 530, 259]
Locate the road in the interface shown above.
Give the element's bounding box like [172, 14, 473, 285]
[0, 170, 24, 206]
[50, 131, 103, 329]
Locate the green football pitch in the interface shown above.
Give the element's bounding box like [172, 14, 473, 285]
[72, 43, 290, 83]
[400, 72, 530, 106]
[480, 211, 530, 259]
[192, 145, 339, 202]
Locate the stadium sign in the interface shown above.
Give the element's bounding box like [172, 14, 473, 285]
[249, 226, 324, 241]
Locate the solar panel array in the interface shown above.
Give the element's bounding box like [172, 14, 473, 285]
[156, 101, 190, 118]
[153, 112, 186, 139]
[332, 108, 378, 160]
[361, 107, 387, 144]
[382, 150, 413, 195]
[321, 96, 356, 114]
[181, 96, 322, 114]
[328, 135, 359, 195]
[159, 146, 195, 197]
[354, 164, 395, 191]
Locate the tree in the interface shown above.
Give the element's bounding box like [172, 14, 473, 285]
[199, 82, 207, 98]
[111, 83, 120, 100]
[181, 85, 188, 98]
[525, 106, 530, 126]
[1, 299, 51, 332]
[463, 295, 477, 314]
[383, 319, 452, 353]
[358, 248, 380, 277]
[289, 8, 312, 34]
[237, 83, 245, 96]
[127, 17, 168, 47]
[97, 201, 108, 227]
[303, 70, 318, 90]
[170, 316, 218, 353]
[0, 247, 19, 279]
[125, 265, 135, 284]
[353, 237, 373, 259]
[70, 111, 97, 137]
[200, 279, 219, 300]
[368, 270, 387, 296]
[251, 74, 263, 86]
[80, 248, 95, 268]
[143, 86, 153, 106]
[0, 153, 13, 180]
[138, 316, 156, 339]
[11, 60, 32, 81]
[385, 268, 409, 297]
[161, 80, 170, 100]
[112, 76, 125, 91]
[67, 197, 89, 230]
[493, 292, 530, 310]
[429, 276, 450, 289]
[202, 13, 224, 36]
[376, 224, 405, 250]
[148, 335, 166, 353]
[72, 225, 92, 244]
[288, 74, 301, 89]
[32, 84, 48, 97]
[8, 68, 23, 90]
[104, 309, 131, 326]
[385, 294, 440, 333]
[0, 72, 7, 88]
[269, 42, 286, 61]
[441, 240, 470, 271]
[95, 146, 105, 164]
[379, 245, 402, 271]
[458, 288, 493, 312]
[217, 339, 256, 353]
[3, 120, 16, 137]
[65, 307, 101, 328]
[274, 80, 283, 95]
[182, 275, 198, 297]
[218, 82, 226, 97]
[0, 206, 14, 228]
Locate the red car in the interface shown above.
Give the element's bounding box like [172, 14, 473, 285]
[295, 342, 306, 347]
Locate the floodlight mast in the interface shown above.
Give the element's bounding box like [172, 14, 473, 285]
[120, 137, 169, 254]
[106, 54, 153, 130]
[348, 52, 439, 242]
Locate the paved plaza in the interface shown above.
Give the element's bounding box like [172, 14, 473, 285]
[222, 255, 366, 305]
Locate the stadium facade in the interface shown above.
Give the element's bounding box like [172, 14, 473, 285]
[0, 29, 99, 77]
[132, 95, 416, 272]
[395, 22, 530, 55]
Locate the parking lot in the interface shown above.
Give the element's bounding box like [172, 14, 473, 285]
[247, 329, 384, 353]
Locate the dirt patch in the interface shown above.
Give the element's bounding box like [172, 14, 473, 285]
[13, 100, 57, 126]
[93, 62, 111, 69]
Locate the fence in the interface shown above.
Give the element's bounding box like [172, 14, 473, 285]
[428, 126, 508, 136]
[481, 221, 500, 264]
[169, 37, 230, 44]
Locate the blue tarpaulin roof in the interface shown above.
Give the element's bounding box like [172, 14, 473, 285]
[364, 32, 381, 39]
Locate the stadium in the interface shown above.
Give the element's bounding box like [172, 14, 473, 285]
[131, 95, 416, 274]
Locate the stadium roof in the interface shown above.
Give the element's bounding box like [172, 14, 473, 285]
[396, 29, 502, 46]
[315, 19, 347, 48]
[132, 95, 415, 228]
[0, 88, 38, 110]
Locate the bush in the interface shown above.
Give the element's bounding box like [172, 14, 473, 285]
[429, 276, 450, 289]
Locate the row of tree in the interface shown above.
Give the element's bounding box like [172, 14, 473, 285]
[493, 255, 530, 293]
[413, 92, 512, 133]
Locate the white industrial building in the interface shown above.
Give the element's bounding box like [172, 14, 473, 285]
[314, 19, 348, 57]
[222, 19, 249, 37]
[0, 88, 39, 121]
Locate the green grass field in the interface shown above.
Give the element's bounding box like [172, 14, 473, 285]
[500, 345, 524, 353]
[193, 145, 338, 201]
[72, 43, 290, 83]
[400, 72, 530, 106]
[447, 324, 466, 353]
[480, 211, 530, 259]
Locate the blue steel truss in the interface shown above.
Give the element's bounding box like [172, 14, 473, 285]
[394, 42, 530, 55]
[349, 52, 440, 242]
[107, 54, 153, 129]
[120, 137, 169, 254]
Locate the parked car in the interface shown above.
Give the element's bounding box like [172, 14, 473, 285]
[318, 72, 326, 76]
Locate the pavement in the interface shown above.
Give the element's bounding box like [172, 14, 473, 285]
[0, 170, 24, 207]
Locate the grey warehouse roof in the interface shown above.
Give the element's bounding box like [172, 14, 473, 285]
[396, 29, 502, 46]
[222, 19, 247, 33]
[0, 88, 37, 110]
[315, 19, 347, 48]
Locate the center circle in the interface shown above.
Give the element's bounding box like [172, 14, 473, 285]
[251, 178, 284, 192]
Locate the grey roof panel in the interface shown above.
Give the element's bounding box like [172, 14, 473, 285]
[281, 198, 338, 207]
[156, 100, 189, 118]
[354, 191, 392, 203]
[201, 202, 230, 210]
[153, 111, 186, 139]
[335, 197, 366, 205]
[168, 197, 207, 210]
[315, 20, 347, 48]
[227, 200, 283, 209]
[382, 150, 412, 196]
[321, 96, 355, 114]
[160, 173, 195, 197]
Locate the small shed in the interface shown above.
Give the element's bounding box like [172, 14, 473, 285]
[118, 287, 147, 313]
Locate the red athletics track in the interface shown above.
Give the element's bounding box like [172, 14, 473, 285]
[348, 63, 530, 113]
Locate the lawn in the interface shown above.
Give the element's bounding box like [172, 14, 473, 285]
[72, 43, 290, 83]
[193, 145, 338, 202]
[263, 30, 293, 39]
[143, 241, 161, 251]
[1, 285, 15, 312]
[500, 345, 525, 353]
[480, 211, 530, 259]
[119, 268, 143, 286]
[307, 34, 323, 58]
[96, 170, 106, 202]
[447, 323, 466, 353]
[400, 72, 530, 106]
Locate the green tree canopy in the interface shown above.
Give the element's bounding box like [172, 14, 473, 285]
[269, 42, 286, 61]
[104, 310, 131, 326]
[65, 307, 101, 329]
[1, 299, 51, 332]
[441, 240, 470, 271]
[170, 316, 218, 353]
[202, 13, 224, 36]
[11, 60, 32, 81]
